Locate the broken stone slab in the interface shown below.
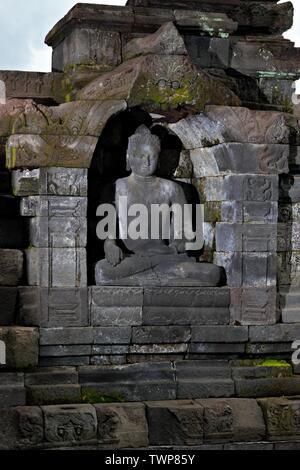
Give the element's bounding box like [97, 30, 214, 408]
[0, 373, 26, 407]
[216, 223, 277, 252]
[221, 201, 278, 223]
[7, 134, 98, 169]
[143, 287, 230, 307]
[52, 28, 122, 72]
[146, 400, 204, 446]
[0, 327, 39, 369]
[0, 287, 18, 325]
[96, 403, 148, 448]
[249, 325, 300, 343]
[235, 377, 300, 398]
[21, 196, 87, 218]
[40, 327, 93, 346]
[258, 397, 300, 441]
[230, 287, 278, 326]
[195, 174, 279, 202]
[11, 100, 126, 137]
[196, 398, 266, 443]
[0, 250, 23, 286]
[142, 306, 229, 326]
[0, 406, 44, 449]
[123, 22, 187, 60]
[28, 217, 87, 248]
[26, 248, 87, 287]
[214, 252, 277, 287]
[13, 168, 87, 197]
[79, 54, 240, 112]
[190, 143, 289, 177]
[205, 106, 291, 145]
[174, 10, 237, 37]
[42, 404, 97, 448]
[132, 326, 191, 344]
[18, 287, 89, 328]
[190, 326, 248, 343]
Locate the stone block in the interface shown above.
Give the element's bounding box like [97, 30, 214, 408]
[21, 196, 87, 218]
[191, 144, 289, 177]
[40, 345, 91, 357]
[246, 343, 293, 355]
[174, 10, 237, 35]
[0, 327, 38, 369]
[196, 398, 265, 443]
[278, 251, 300, 286]
[90, 356, 126, 366]
[146, 400, 204, 446]
[258, 397, 300, 441]
[195, 175, 279, 202]
[52, 28, 122, 71]
[42, 404, 97, 447]
[143, 287, 230, 308]
[26, 385, 82, 406]
[132, 326, 191, 344]
[0, 219, 27, 249]
[142, 306, 229, 326]
[19, 287, 89, 327]
[221, 201, 278, 223]
[0, 250, 23, 286]
[40, 327, 93, 346]
[29, 217, 87, 248]
[0, 287, 17, 325]
[214, 252, 277, 287]
[96, 403, 148, 448]
[232, 365, 292, 380]
[191, 326, 248, 343]
[26, 248, 87, 287]
[12, 168, 88, 197]
[0, 373, 26, 406]
[129, 344, 188, 355]
[235, 378, 300, 398]
[91, 345, 129, 355]
[0, 70, 63, 102]
[39, 357, 90, 367]
[205, 106, 291, 145]
[216, 223, 277, 252]
[7, 134, 98, 169]
[94, 327, 131, 345]
[230, 288, 278, 326]
[79, 363, 176, 401]
[188, 343, 245, 355]
[25, 367, 78, 386]
[0, 406, 44, 450]
[249, 325, 300, 343]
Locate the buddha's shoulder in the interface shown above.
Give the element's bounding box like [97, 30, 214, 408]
[115, 177, 130, 192]
[157, 177, 183, 193]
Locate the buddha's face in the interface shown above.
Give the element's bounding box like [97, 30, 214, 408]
[128, 143, 159, 177]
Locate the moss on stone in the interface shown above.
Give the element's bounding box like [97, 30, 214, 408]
[232, 358, 291, 368]
[81, 389, 124, 404]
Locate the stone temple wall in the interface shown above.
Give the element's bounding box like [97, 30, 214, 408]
[2, 0, 300, 450]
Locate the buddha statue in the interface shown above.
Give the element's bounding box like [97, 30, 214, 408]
[95, 125, 225, 286]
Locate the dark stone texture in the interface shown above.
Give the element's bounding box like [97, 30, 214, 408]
[0, 287, 18, 325]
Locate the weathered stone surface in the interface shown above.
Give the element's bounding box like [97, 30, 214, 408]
[7, 134, 98, 169]
[40, 327, 93, 346]
[250, 325, 300, 343]
[79, 54, 240, 111]
[0, 250, 23, 286]
[52, 29, 122, 71]
[191, 326, 248, 343]
[143, 287, 230, 307]
[29, 217, 87, 248]
[27, 384, 82, 406]
[40, 345, 91, 357]
[0, 327, 38, 369]
[146, 400, 204, 446]
[0, 71, 63, 102]
[185, 36, 230, 69]
[174, 10, 237, 36]
[190, 144, 289, 177]
[278, 251, 300, 286]
[123, 22, 187, 60]
[12, 168, 88, 197]
[188, 343, 245, 355]
[196, 398, 265, 442]
[0, 373, 26, 407]
[205, 106, 291, 145]
[132, 326, 191, 344]
[246, 343, 293, 355]
[91, 345, 129, 355]
[42, 404, 97, 447]
[216, 223, 277, 252]
[258, 397, 300, 440]
[91, 355, 126, 366]
[230, 287, 278, 325]
[142, 306, 229, 325]
[236, 378, 300, 398]
[94, 327, 132, 345]
[0, 406, 44, 449]
[39, 357, 90, 367]
[96, 403, 148, 448]
[79, 363, 176, 401]
[92, 307, 142, 327]
[25, 367, 78, 386]
[195, 175, 279, 202]
[214, 252, 277, 287]
[232, 364, 293, 380]
[129, 343, 188, 354]
[26, 248, 87, 287]
[221, 201, 278, 223]
[168, 114, 225, 150]
[0, 287, 17, 325]
[21, 196, 87, 218]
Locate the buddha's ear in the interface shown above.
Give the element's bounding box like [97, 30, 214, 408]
[126, 152, 131, 172]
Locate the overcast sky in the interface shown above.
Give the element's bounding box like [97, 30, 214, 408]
[0, 0, 298, 75]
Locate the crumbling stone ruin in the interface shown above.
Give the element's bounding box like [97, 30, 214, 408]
[1, 0, 300, 450]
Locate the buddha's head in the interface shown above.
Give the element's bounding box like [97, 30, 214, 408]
[127, 125, 161, 177]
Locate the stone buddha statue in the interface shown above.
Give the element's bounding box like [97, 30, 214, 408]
[95, 125, 225, 286]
